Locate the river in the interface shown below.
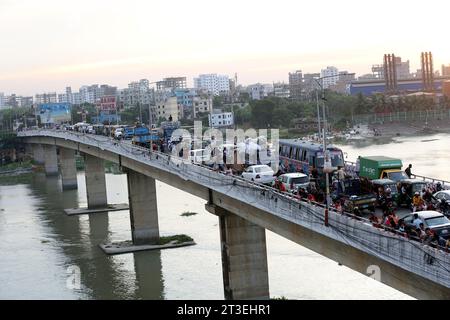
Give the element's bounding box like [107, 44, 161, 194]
[1, 133, 449, 300]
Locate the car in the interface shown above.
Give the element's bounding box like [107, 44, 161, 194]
[433, 190, 450, 215]
[241, 165, 275, 185]
[400, 210, 450, 240]
[434, 190, 450, 202]
[189, 149, 211, 164]
[275, 172, 310, 193]
[114, 128, 124, 139]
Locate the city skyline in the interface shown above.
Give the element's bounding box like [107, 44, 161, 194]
[1, 0, 449, 95]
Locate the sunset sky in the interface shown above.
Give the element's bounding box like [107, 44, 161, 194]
[1, 0, 449, 95]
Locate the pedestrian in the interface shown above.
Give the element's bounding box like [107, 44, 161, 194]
[223, 147, 227, 166]
[405, 164, 412, 178]
[355, 156, 360, 177]
[412, 213, 422, 229]
[337, 166, 346, 193]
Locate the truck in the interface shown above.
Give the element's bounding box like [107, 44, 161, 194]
[161, 121, 180, 143]
[358, 156, 408, 182]
[132, 125, 159, 148]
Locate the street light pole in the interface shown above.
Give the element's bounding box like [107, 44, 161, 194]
[316, 89, 321, 140]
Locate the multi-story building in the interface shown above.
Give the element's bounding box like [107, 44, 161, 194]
[273, 82, 290, 98]
[79, 85, 98, 104]
[209, 111, 234, 128]
[35, 92, 57, 104]
[173, 88, 198, 119]
[302, 73, 321, 96]
[194, 74, 230, 96]
[155, 96, 181, 122]
[156, 77, 187, 91]
[289, 70, 303, 100]
[17, 96, 33, 108]
[0, 93, 5, 109]
[329, 71, 356, 94]
[442, 65, 450, 77]
[372, 56, 411, 80]
[247, 83, 272, 100]
[58, 93, 69, 103]
[119, 79, 154, 108]
[72, 92, 81, 105]
[192, 96, 213, 119]
[320, 66, 339, 89]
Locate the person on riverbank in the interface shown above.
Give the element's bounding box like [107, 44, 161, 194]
[405, 164, 412, 178]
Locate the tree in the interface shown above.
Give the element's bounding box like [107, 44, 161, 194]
[250, 99, 275, 128]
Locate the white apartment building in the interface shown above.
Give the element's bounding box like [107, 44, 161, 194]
[194, 74, 230, 96]
[209, 111, 234, 128]
[320, 66, 339, 89]
[247, 83, 273, 100]
[0, 93, 4, 109]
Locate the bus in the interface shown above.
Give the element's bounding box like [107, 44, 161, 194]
[279, 139, 345, 175]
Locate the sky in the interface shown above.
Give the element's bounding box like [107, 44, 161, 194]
[1, 0, 449, 96]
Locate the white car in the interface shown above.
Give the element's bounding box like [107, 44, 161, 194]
[277, 172, 310, 193]
[189, 149, 211, 164]
[241, 165, 275, 185]
[401, 210, 450, 240]
[114, 128, 124, 139]
[434, 190, 450, 202]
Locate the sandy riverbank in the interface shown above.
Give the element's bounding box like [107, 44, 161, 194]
[369, 119, 450, 138]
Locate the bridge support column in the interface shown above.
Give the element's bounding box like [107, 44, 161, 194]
[99, 169, 194, 255]
[211, 206, 270, 300]
[59, 148, 78, 190]
[32, 144, 45, 165]
[84, 154, 107, 209]
[127, 170, 159, 245]
[43, 145, 58, 176]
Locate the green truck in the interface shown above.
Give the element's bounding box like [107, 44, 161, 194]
[359, 156, 408, 182]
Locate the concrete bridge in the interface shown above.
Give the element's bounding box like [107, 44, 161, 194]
[18, 129, 450, 300]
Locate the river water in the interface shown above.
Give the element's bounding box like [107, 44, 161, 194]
[1, 133, 449, 300]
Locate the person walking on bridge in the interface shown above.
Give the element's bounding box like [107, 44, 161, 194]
[405, 164, 412, 179]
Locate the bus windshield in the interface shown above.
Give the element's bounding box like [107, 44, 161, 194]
[330, 151, 344, 167]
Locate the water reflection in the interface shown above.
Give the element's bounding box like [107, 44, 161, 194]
[5, 172, 165, 300]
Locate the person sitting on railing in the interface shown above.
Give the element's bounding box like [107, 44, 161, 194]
[398, 221, 406, 234]
[369, 214, 381, 228]
[418, 223, 427, 241]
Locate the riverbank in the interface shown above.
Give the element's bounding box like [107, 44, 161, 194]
[0, 160, 33, 175]
[369, 119, 450, 138]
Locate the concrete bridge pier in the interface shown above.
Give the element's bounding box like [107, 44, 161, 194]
[64, 154, 128, 216]
[59, 148, 78, 190]
[43, 145, 58, 176]
[85, 154, 108, 208]
[32, 144, 45, 165]
[207, 204, 270, 300]
[127, 170, 159, 245]
[100, 169, 194, 255]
